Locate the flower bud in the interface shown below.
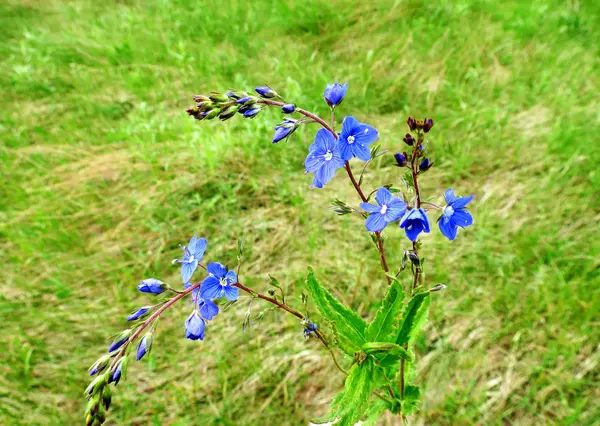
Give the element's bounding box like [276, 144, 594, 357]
[272, 119, 299, 143]
[323, 82, 348, 108]
[137, 278, 167, 295]
[430, 283, 447, 292]
[394, 152, 407, 167]
[303, 321, 318, 338]
[407, 117, 417, 131]
[419, 158, 433, 172]
[281, 103, 296, 114]
[403, 133, 415, 146]
[242, 106, 262, 118]
[89, 354, 111, 376]
[185, 311, 205, 340]
[108, 329, 132, 352]
[193, 95, 209, 102]
[423, 118, 434, 133]
[208, 92, 229, 103]
[108, 357, 128, 385]
[236, 96, 257, 105]
[127, 306, 150, 322]
[408, 252, 420, 267]
[205, 108, 220, 120]
[226, 91, 246, 100]
[255, 86, 278, 98]
[101, 385, 112, 410]
[218, 105, 239, 121]
[136, 333, 153, 361]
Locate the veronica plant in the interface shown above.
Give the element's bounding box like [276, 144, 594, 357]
[84, 83, 474, 426]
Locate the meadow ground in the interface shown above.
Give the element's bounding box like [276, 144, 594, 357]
[1, 0, 599, 425]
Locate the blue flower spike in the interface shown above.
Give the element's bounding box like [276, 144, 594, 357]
[304, 129, 346, 188]
[185, 311, 205, 341]
[200, 263, 239, 301]
[439, 189, 474, 240]
[137, 278, 167, 295]
[338, 116, 379, 162]
[399, 208, 430, 241]
[324, 82, 348, 108]
[172, 235, 207, 284]
[360, 188, 407, 232]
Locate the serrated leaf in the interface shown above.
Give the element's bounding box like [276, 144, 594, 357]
[359, 398, 388, 426]
[320, 361, 377, 426]
[306, 268, 366, 355]
[401, 384, 421, 414]
[395, 292, 430, 347]
[366, 280, 404, 342]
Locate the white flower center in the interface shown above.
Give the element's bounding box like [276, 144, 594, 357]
[220, 277, 227, 286]
[380, 205, 388, 214]
[347, 135, 355, 144]
[324, 150, 333, 161]
[443, 205, 454, 217]
[187, 255, 195, 263]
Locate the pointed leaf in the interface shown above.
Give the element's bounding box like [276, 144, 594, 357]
[395, 292, 430, 347]
[306, 268, 366, 355]
[366, 280, 404, 342]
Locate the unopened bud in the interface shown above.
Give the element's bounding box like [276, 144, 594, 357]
[419, 158, 433, 172]
[255, 86, 278, 98]
[423, 118, 434, 133]
[394, 152, 407, 167]
[407, 117, 417, 131]
[208, 92, 229, 103]
[403, 133, 415, 146]
[430, 284, 446, 292]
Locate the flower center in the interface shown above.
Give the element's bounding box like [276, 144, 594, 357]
[187, 255, 195, 263]
[324, 150, 333, 161]
[380, 205, 388, 214]
[347, 135, 355, 144]
[443, 205, 455, 217]
[220, 277, 228, 286]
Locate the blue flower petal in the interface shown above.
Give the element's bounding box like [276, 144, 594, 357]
[207, 262, 227, 278]
[404, 221, 423, 241]
[200, 276, 223, 299]
[315, 161, 337, 187]
[314, 128, 333, 151]
[199, 299, 219, 320]
[225, 270, 237, 285]
[375, 187, 393, 206]
[365, 213, 387, 232]
[305, 153, 325, 173]
[223, 285, 239, 301]
[444, 189, 456, 204]
[185, 312, 205, 340]
[439, 217, 457, 240]
[352, 142, 371, 162]
[338, 138, 354, 161]
[451, 209, 473, 227]
[384, 198, 407, 222]
[360, 202, 381, 213]
[187, 235, 198, 254]
[193, 238, 208, 259]
[181, 259, 198, 284]
[352, 124, 379, 145]
[450, 194, 474, 209]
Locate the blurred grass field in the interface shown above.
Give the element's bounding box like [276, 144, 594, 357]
[1, 0, 599, 424]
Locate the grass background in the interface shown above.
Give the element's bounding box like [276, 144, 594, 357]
[1, 0, 599, 424]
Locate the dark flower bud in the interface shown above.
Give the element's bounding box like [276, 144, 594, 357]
[416, 143, 424, 156]
[108, 357, 127, 385]
[423, 118, 434, 133]
[218, 105, 239, 121]
[403, 133, 415, 146]
[394, 152, 407, 167]
[193, 95, 209, 103]
[407, 117, 417, 131]
[408, 252, 420, 267]
[226, 91, 246, 100]
[255, 86, 278, 98]
[208, 92, 229, 103]
[303, 321, 318, 338]
[101, 385, 112, 410]
[108, 329, 132, 352]
[430, 284, 447, 292]
[185, 106, 198, 116]
[88, 354, 111, 376]
[323, 82, 348, 108]
[204, 108, 221, 120]
[242, 106, 262, 118]
[127, 306, 150, 322]
[138, 278, 167, 295]
[419, 158, 433, 172]
[136, 333, 153, 361]
[281, 103, 296, 114]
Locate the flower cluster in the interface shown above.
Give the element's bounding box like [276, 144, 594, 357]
[87, 80, 476, 426]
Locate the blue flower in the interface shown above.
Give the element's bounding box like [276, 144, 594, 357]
[324, 82, 348, 108]
[303, 322, 318, 339]
[338, 116, 379, 162]
[394, 152, 407, 167]
[137, 278, 167, 295]
[255, 86, 277, 98]
[360, 188, 407, 232]
[438, 189, 474, 240]
[282, 103, 295, 114]
[272, 119, 298, 143]
[399, 208, 430, 241]
[419, 158, 433, 172]
[304, 129, 346, 188]
[200, 263, 239, 301]
[185, 311, 205, 340]
[127, 306, 150, 321]
[136, 334, 152, 361]
[172, 235, 207, 284]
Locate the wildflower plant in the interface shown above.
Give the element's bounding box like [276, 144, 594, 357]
[85, 82, 474, 425]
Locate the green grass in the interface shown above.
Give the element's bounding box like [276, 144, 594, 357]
[1, 0, 599, 424]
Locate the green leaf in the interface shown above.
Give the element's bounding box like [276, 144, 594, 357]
[395, 292, 430, 347]
[401, 384, 421, 415]
[319, 361, 378, 426]
[366, 280, 404, 342]
[360, 398, 389, 426]
[361, 342, 413, 362]
[306, 268, 367, 355]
